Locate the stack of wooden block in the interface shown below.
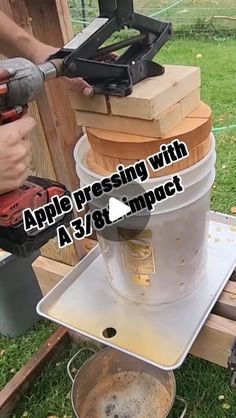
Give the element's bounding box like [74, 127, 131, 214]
[70, 65, 212, 177]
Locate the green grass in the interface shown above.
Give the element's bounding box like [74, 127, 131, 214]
[174, 357, 236, 418]
[70, 0, 236, 34]
[156, 38, 236, 214]
[1, 37, 236, 417]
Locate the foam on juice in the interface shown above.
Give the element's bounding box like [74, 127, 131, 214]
[80, 371, 171, 418]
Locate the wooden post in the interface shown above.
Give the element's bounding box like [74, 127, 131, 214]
[0, 0, 86, 265]
[25, 0, 83, 191]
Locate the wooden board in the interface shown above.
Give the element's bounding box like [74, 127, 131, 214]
[213, 281, 236, 322]
[33, 257, 73, 295]
[181, 89, 201, 119]
[0, 3, 59, 263]
[87, 135, 212, 178]
[86, 102, 212, 160]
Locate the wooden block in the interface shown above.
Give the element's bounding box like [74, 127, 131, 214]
[86, 102, 212, 159]
[191, 273, 236, 368]
[0, 327, 69, 418]
[93, 152, 121, 172]
[154, 136, 211, 176]
[69, 330, 104, 350]
[230, 270, 236, 282]
[33, 239, 97, 295]
[33, 256, 73, 295]
[70, 90, 108, 114]
[191, 314, 236, 368]
[180, 88, 201, 119]
[74, 90, 201, 138]
[87, 136, 211, 178]
[188, 103, 211, 119]
[76, 102, 183, 138]
[109, 65, 201, 120]
[86, 151, 111, 177]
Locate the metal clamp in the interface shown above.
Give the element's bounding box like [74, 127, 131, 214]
[227, 338, 236, 388]
[67, 347, 97, 383]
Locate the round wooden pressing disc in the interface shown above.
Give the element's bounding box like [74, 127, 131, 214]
[86, 135, 212, 178]
[86, 102, 212, 160]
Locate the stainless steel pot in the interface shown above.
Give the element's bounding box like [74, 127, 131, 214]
[67, 347, 187, 418]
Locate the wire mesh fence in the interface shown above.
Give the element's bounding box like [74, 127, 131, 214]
[69, 0, 236, 36]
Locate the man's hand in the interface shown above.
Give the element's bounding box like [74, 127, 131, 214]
[34, 46, 118, 97]
[63, 52, 118, 96]
[0, 117, 36, 194]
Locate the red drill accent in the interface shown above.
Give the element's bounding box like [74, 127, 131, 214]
[0, 83, 8, 95]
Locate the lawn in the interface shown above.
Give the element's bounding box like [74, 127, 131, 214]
[70, 0, 236, 32]
[1, 36, 236, 418]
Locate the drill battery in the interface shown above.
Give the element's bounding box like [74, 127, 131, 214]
[0, 176, 72, 257]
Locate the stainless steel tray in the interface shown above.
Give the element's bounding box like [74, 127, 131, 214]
[37, 212, 236, 370]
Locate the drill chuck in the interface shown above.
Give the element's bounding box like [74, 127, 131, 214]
[38, 61, 58, 81]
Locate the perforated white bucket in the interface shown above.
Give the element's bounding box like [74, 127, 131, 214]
[74, 134, 216, 305]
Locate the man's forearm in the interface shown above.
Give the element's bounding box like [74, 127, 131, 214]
[0, 11, 58, 64]
[0, 11, 94, 95]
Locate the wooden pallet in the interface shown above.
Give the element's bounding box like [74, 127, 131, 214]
[33, 243, 236, 369]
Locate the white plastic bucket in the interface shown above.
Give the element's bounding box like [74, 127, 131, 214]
[74, 134, 216, 306]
